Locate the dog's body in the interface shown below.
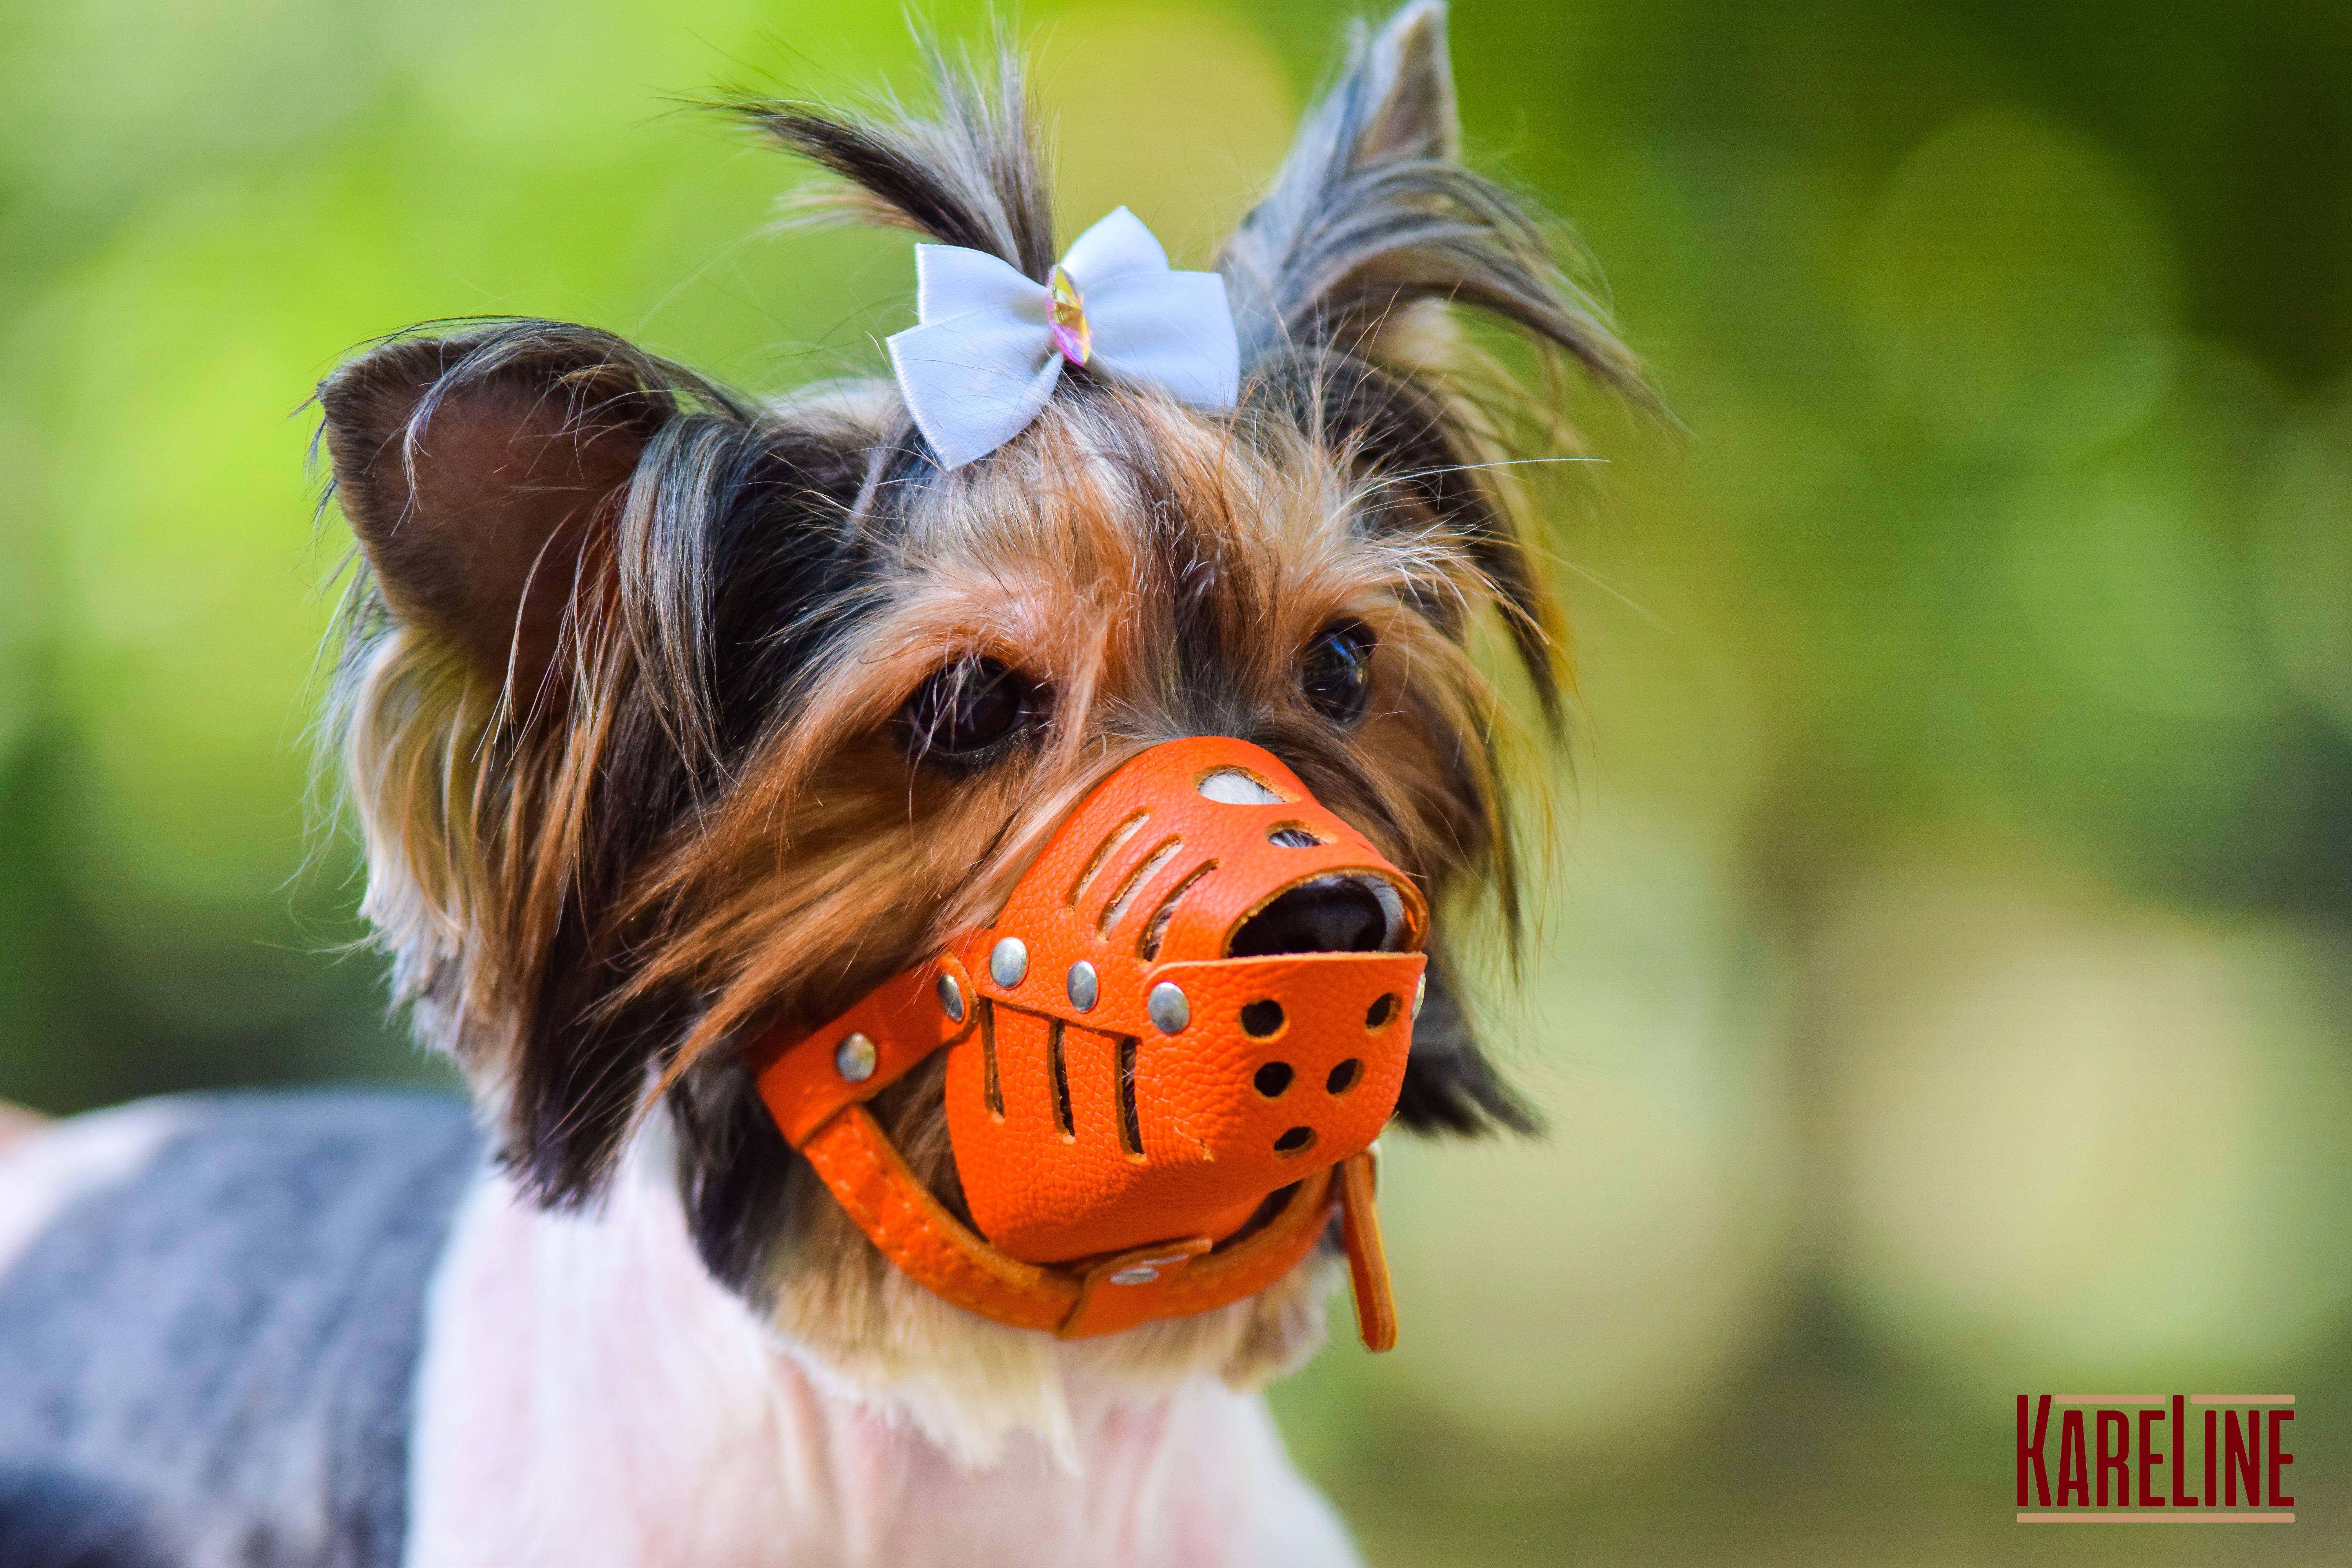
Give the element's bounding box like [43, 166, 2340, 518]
[0, 5, 1638, 1563]
[0, 1094, 1348, 1568]
[0, 1091, 1355, 1568]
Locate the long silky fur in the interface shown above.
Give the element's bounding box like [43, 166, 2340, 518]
[321, 0, 1635, 1457]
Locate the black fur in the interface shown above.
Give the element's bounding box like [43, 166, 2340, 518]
[0, 1468, 178, 1568]
[738, 37, 1057, 281]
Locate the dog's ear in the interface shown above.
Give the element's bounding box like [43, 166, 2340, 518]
[318, 328, 677, 704]
[1219, 0, 1637, 387]
[1341, 0, 1458, 165]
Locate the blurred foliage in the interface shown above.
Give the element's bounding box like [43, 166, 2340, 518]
[4, 0, 2352, 1562]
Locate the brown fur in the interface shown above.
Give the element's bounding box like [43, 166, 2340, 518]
[316, 1, 1640, 1442]
[631, 390, 1519, 1077]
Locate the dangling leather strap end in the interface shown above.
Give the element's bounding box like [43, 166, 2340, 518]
[1337, 1147, 1396, 1352]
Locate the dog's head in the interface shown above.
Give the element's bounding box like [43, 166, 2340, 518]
[316, 0, 1637, 1449]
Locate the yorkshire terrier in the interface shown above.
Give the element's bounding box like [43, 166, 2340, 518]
[0, 3, 1638, 1563]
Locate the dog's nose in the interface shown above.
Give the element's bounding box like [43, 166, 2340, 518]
[1229, 877, 1396, 956]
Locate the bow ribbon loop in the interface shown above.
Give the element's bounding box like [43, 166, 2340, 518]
[886, 207, 1241, 469]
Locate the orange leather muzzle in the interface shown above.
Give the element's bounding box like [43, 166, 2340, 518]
[751, 736, 1421, 1347]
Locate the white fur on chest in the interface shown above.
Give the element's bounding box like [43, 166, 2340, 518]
[404, 1134, 1360, 1568]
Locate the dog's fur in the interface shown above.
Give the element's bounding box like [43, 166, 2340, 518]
[0, 6, 1636, 1563]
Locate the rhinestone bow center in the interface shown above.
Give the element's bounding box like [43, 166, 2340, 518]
[1048, 266, 1091, 366]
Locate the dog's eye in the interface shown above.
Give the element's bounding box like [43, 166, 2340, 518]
[898, 657, 1040, 768]
[1299, 622, 1375, 725]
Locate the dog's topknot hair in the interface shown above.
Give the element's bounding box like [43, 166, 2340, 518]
[736, 5, 1639, 383]
[730, 3, 1640, 737]
[735, 40, 1058, 283]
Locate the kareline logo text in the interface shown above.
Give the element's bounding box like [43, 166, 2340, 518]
[2016, 1394, 2294, 1523]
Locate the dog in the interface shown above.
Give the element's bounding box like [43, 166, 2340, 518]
[0, 4, 1639, 1563]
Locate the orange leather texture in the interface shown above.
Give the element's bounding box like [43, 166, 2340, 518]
[748, 735, 1416, 1346]
[944, 736, 1425, 1264]
[1058, 1169, 1339, 1336]
[956, 735, 1423, 982]
[798, 1105, 1071, 1331]
[753, 956, 974, 1146]
[948, 951, 1419, 1262]
[791, 1103, 1342, 1339]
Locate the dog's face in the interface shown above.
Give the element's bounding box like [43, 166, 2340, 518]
[316, 0, 1635, 1444]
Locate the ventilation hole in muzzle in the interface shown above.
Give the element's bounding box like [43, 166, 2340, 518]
[1229, 876, 1399, 956]
[1139, 860, 1218, 961]
[1273, 1125, 1316, 1156]
[1326, 1058, 1362, 1096]
[1240, 1000, 1285, 1038]
[1365, 993, 1397, 1030]
[1117, 1036, 1142, 1156]
[1266, 824, 1324, 848]
[1100, 836, 1182, 936]
[1214, 1181, 1302, 1252]
[980, 1001, 1003, 1120]
[1047, 1021, 1073, 1140]
[1198, 768, 1289, 804]
[1069, 810, 1149, 907]
[1252, 1061, 1294, 1098]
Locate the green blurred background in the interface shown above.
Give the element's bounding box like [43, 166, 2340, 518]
[4, 0, 2350, 1561]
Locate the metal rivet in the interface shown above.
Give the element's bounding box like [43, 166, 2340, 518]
[835, 1032, 877, 1083]
[990, 937, 1029, 987]
[935, 973, 965, 1024]
[1147, 981, 1190, 1034]
[1412, 974, 1426, 1020]
[1066, 960, 1098, 1011]
[1108, 1266, 1160, 1287]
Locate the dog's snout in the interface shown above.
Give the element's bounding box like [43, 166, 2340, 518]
[1229, 877, 1396, 956]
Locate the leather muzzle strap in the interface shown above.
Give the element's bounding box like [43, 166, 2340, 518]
[751, 957, 1369, 1339]
[795, 1103, 1343, 1338]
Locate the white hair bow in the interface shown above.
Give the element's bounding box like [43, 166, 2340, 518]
[886, 208, 1241, 469]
